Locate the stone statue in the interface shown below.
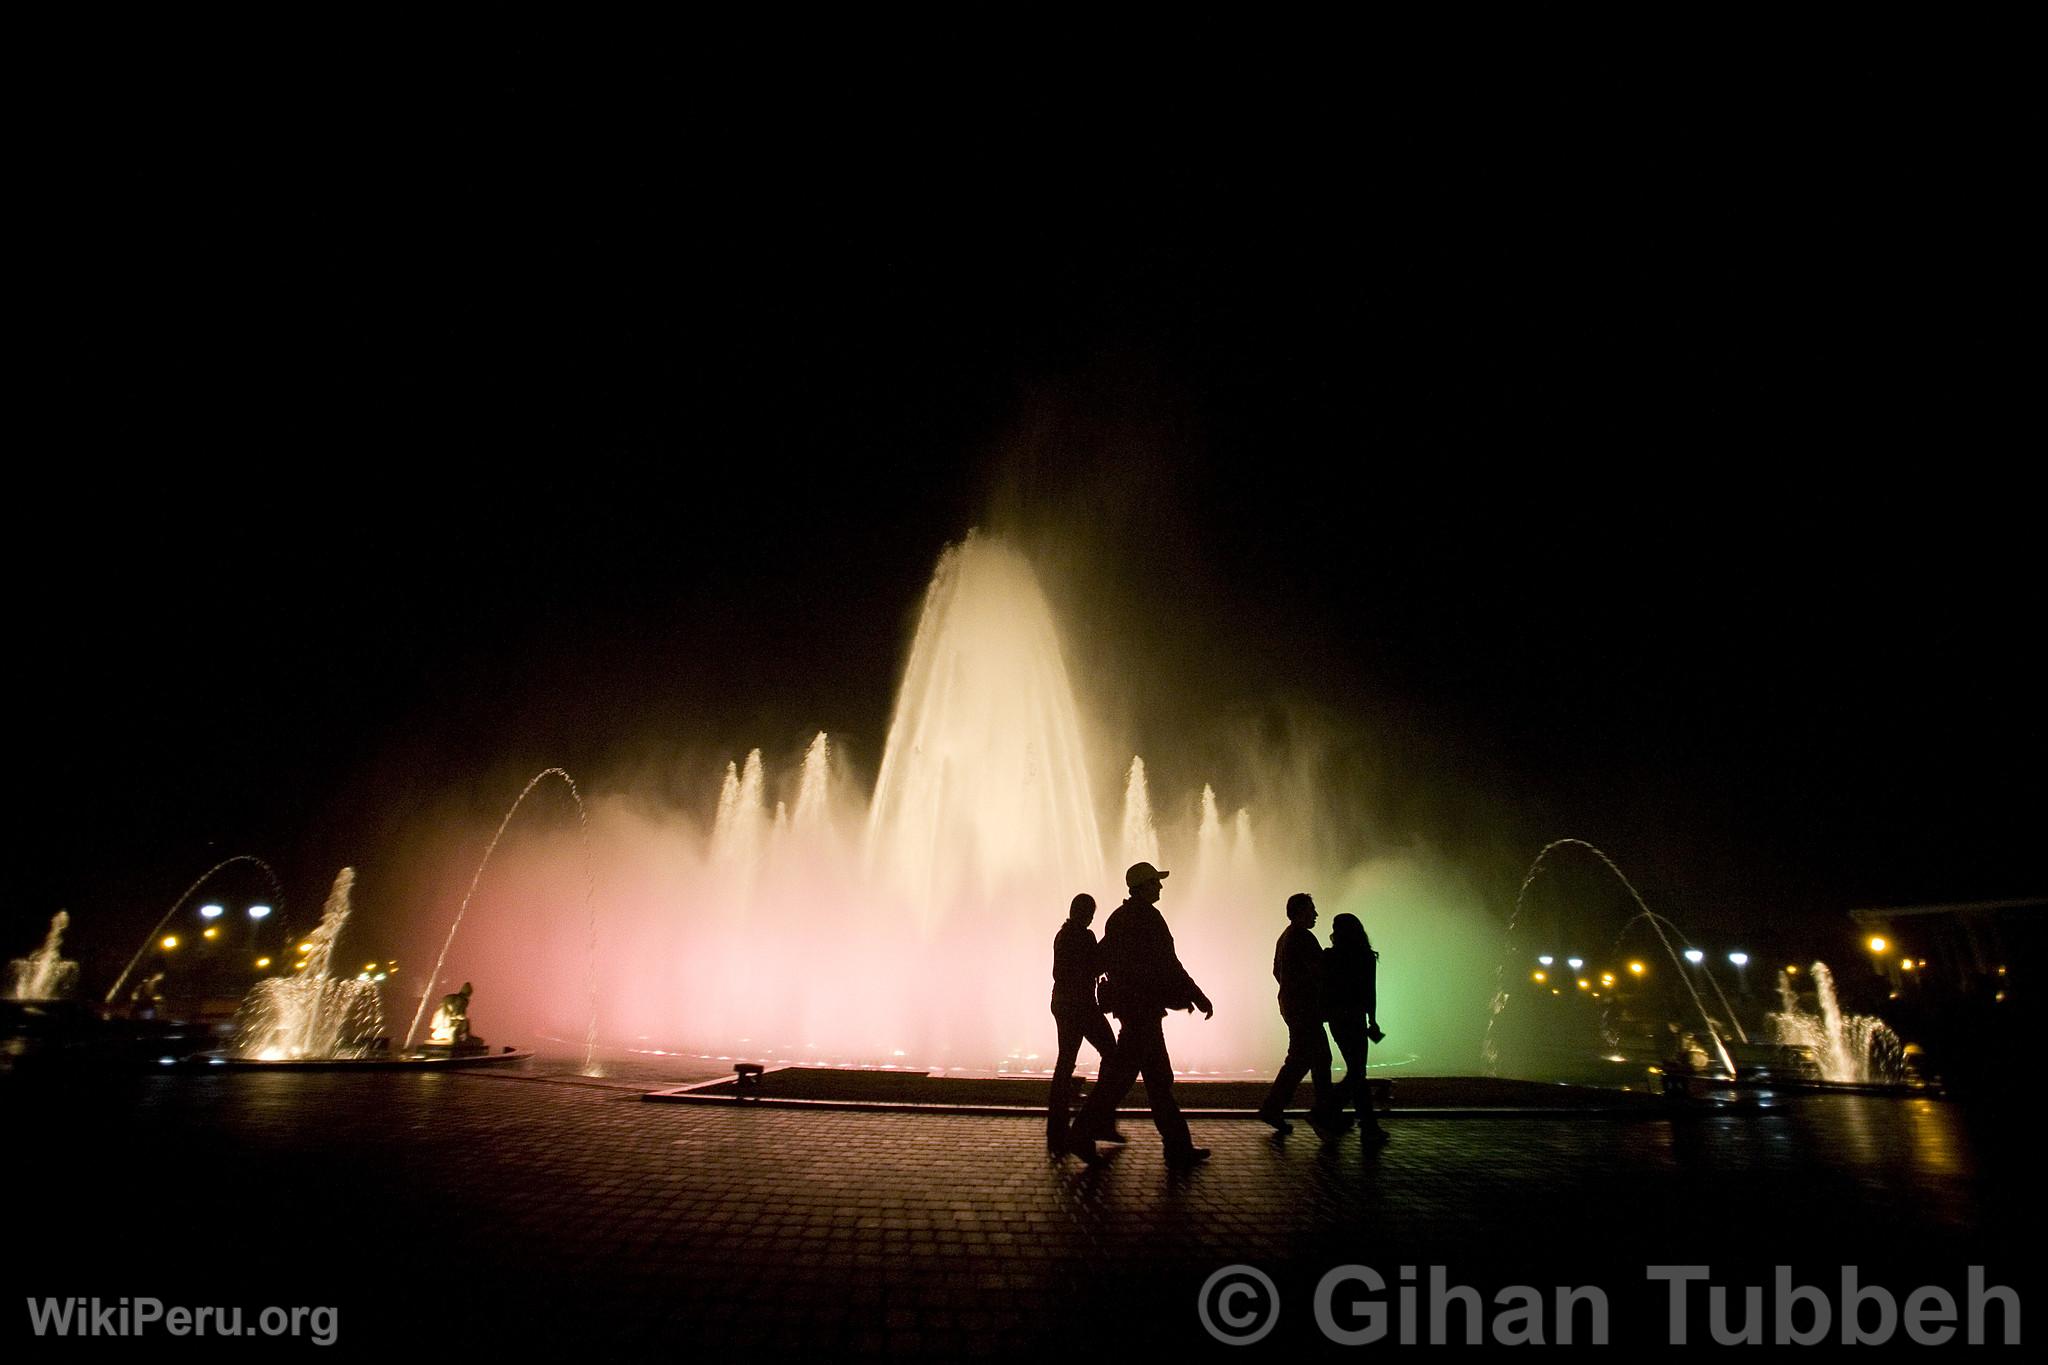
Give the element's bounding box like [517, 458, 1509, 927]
[427, 982, 480, 1049]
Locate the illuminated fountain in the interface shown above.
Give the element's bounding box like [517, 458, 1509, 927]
[9, 911, 79, 1000]
[1483, 838, 1739, 1078]
[441, 531, 1500, 1074]
[233, 868, 384, 1061]
[403, 766, 596, 1071]
[1768, 962, 1904, 1085]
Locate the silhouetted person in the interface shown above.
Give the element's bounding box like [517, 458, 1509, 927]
[1063, 862, 1213, 1170]
[1325, 912, 1388, 1143]
[1046, 893, 1125, 1153]
[1258, 893, 1344, 1136]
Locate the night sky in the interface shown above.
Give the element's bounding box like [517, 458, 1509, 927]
[13, 60, 2037, 979]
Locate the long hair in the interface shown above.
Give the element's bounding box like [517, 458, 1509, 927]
[1330, 912, 1378, 961]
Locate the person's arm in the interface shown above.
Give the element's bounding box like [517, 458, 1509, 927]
[1164, 919, 1212, 1019]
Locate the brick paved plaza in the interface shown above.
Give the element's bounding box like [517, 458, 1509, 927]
[7, 1060, 2035, 1355]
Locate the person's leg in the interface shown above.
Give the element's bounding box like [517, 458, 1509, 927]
[1047, 1008, 1085, 1150]
[1259, 1018, 1313, 1118]
[1328, 1015, 1364, 1117]
[1069, 1015, 1142, 1143]
[1305, 1021, 1339, 1122]
[1129, 1015, 1193, 1159]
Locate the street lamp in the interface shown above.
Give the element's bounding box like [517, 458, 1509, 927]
[1566, 957, 1585, 971]
[199, 904, 224, 920]
[1727, 951, 1750, 995]
[1683, 948, 1705, 965]
[247, 905, 272, 920]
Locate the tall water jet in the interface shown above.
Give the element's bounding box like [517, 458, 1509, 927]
[404, 767, 600, 1072]
[1231, 807, 1256, 873]
[9, 911, 79, 1000]
[1119, 756, 1160, 870]
[866, 531, 1104, 919]
[711, 749, 768, 880]
[1768, 962, 1905, 1084]
[792, 731, 831, 832]
[1196, 784, 1224, 874]
[234, 869, 383, 1060]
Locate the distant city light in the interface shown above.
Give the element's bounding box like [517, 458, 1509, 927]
[161, 935, 179, 950]
[1599, 972, 1616, 986]
[1785, 964, 1800, 975]
[248, 904, 272, 920]
[1566, 957, 1584, 971]
[199, 904, 224, 919]
[1683, 949, 1705, 965]
[1532, 970, 1547, 983]
[1867, 936, 1888, 954]
[254, 957, 272, 969]
[297, 943, 314, 955]
[1576, 979, 1590, 990]
[1628, 961, 1646, 975]
[202, 926, 219, 941]
[1728, 952, 1749, 967]
[1900, 958, 1914, 972]
[1537, 955, 1554, 966]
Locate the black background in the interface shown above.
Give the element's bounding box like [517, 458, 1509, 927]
[11, 51, 2037, 979]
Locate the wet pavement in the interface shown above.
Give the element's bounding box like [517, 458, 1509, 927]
[4, 1059, 2034, 1355]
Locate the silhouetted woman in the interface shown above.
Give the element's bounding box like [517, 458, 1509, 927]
[1324, 913, 1389, 1143]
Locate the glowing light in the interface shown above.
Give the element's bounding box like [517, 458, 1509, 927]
[1531, 970, 1547, 983]
[1628, 961, 1646, 975]
[1566, 957, 1584, 971]
[202, 926, 219, 940]
[1683, 949, 1705, 965]
[1599, 972, 1616, 986]
[254, 957, 272, 969]
[1576, 979, 1590, 990]
[297, 943, 314, 955]
[1900, 958, 1914, 972]
[247, 904, 272, 920]
[199, 904, 224, 919]
[1785, 964, 1800, 975]
[161, 935, 179, 950]
[1727, 952, 1749, 967]
[1867, 936, 1888, 954]
[1537, 955, 1554, 967]
[293, 961, 308, 971]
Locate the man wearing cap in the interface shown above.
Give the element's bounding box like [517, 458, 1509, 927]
[1061, 862, 1214, 1170]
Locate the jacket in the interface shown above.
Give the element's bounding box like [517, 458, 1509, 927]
[1097, 898, 1203, 1018]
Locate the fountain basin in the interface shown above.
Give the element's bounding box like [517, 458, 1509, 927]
[194, 1046, 532, 1071]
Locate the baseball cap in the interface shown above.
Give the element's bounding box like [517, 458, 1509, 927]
[1124, 861, 1170, 889]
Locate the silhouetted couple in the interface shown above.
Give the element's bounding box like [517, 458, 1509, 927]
[1258, 893, 1387, 1144]
[1048, 862, 1213, 1171]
